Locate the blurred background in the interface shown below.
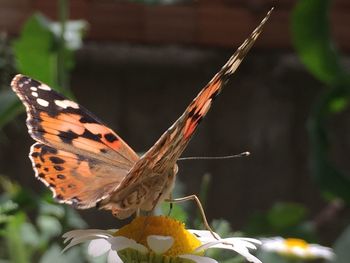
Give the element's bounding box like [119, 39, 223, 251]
[0, 0, 349, 262]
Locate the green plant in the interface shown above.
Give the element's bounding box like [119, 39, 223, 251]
[292, 0, 350, 203]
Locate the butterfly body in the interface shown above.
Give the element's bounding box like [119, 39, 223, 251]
[11, 9, 272, 219]
[99, 162, 178, 219]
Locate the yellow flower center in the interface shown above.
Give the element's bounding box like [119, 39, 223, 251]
[115, 216, 201, 257]
[284, 238, 308, 250]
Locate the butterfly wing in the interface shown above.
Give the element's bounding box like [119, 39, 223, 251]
[143, 9, 272, 165]
[12, 75, 139, 207]
[116, 9, 272, 190]
[30, 143, 129, 208]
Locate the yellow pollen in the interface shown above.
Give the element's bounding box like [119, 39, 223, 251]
[115, 216, 201, 257]
[284, 238, 308, 249]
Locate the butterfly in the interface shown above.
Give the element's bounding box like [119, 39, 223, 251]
[11, 9, 272, 219]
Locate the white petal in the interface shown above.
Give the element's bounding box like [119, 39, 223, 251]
[213, 238, 260, 250]
[309, 245, 335, 260]
[109, 236, 148, 253]
[196, 237, 261, 251]
[194, 238, 262, 263]
[291, 246, 307, 257]
[180, 254, 218, 263]
[62, 236, 101, 253]
[63, 229, 113, 243]
[188, 230, 221, 241]
[147, 235, 174, 254]
[88, 239, 111, 257]
[260, 237, 285, 251]
[108, 250, 123, 263]
[195, 241, 223, 252]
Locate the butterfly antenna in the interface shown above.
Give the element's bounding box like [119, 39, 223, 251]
[178, 151, 250, 161]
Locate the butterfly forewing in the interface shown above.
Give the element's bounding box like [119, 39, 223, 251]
[115, 9, 273, 189]
[11, 75, 139, 208]
[12, 75, 138, 166]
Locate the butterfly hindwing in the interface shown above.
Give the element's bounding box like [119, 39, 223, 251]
[30, 143, 127, 208]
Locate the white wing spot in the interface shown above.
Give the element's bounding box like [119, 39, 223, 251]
[37, 98, 49, 107]
[54, 100, 79, 109]
[32, 92, 38, 97]
[38, 84, 51, 91]
[30, 86, 37, 91]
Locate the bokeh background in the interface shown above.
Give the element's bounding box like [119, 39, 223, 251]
[0, 0, 349, 262]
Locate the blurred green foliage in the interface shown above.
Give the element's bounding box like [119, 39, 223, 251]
[0, 0, 88, 262]
[245, 202, 315, 240]
[0, 0, 349, 262]
[292, 0, 350, 203]
[0, 11, 86, 130]
[0, 176, 91, 262]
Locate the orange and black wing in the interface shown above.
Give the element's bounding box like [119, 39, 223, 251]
[11, 75, 139, 208]
[119, 8, 273, 188]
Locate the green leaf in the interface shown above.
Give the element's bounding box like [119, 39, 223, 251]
[211, 219, 233, 237]
[329, 96, 348, 113]
[39, 243, 82, 263]
[291, 0, 347, 85]
[308, 89, 350, 203]
[0, 89, 23, 128]
[0, 199, 18, 214]
[39, 201, 65, 218]
[5, 213, 31, 263]
[0, 200, 18, 225]
[194, 173, 211, 228]
[267, 203, 306, 229]
[161, 203, 188, 224]
[13, 13, 57, 88]
[0, 175, 21, 198]
[37, 215, 62, 241]
[64, 207, 87, 229]
[292, 0, 350, 203]
[20, 222, 41, 248]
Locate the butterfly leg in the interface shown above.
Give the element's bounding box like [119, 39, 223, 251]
[167, 193, 173, 217]
[136, 192, 164, 242]
[165, 195, 218, 240]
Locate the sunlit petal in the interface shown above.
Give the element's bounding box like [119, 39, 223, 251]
[63, 229, 113, 243]
[109, 236, 148, 253]
[107, 250, 123, 263]
[260, 237, 335, 260]
[63, 236, 101, 253]
[188, 230, 221, 242]
[88, 239, 111, 257]
[147, 235, 174, 254]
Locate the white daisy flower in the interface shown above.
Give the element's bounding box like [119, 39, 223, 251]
[63, 216, 262, 263]
[260, 237, 335, 261]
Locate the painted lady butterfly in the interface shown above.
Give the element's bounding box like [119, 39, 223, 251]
[11, 10, 272, 219]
